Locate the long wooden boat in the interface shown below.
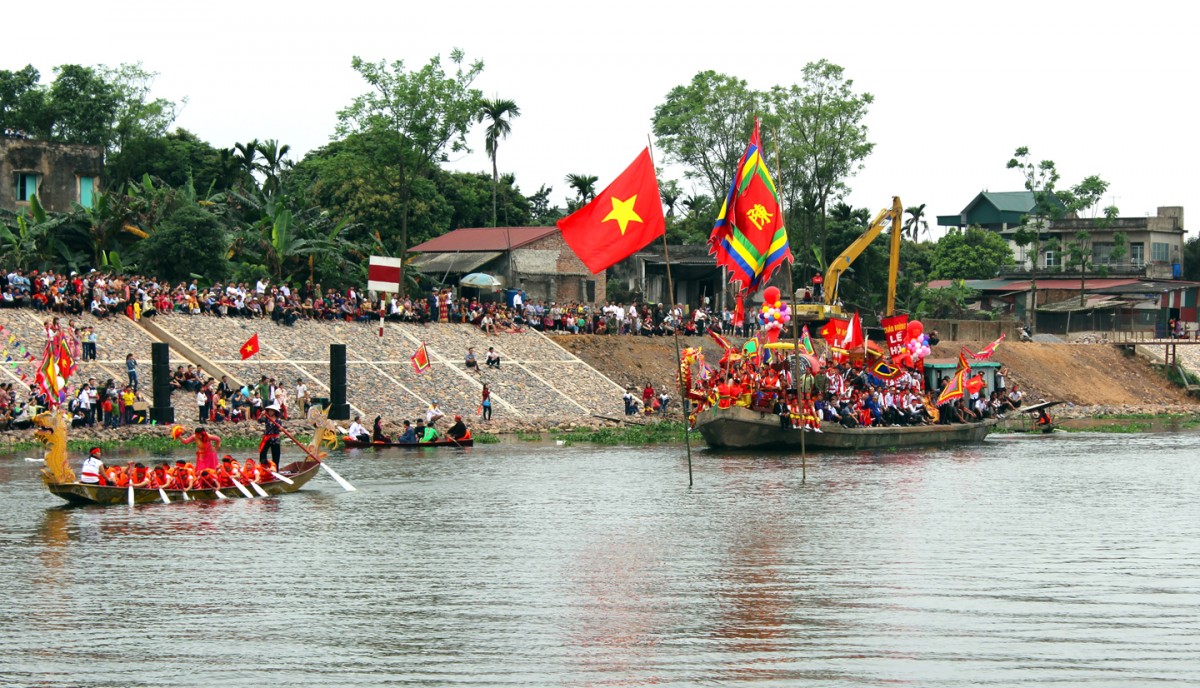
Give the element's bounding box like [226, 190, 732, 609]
[45, 459, 322, 506]
[341, 437, 473, 449]
[694, 405, 996, 450]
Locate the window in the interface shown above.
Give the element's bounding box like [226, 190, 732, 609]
[1130, 243, 1144, 266]
[1044, 250, 1058, 268]
[78, 176, 96, 208]
[1092, 242, 1113, 265]
[15, 173, 40, 202]
[1152, 242, 1171, 262]
[585, 280, 596, 302]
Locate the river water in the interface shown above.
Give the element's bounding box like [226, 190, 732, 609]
[2, 431, 1199, 686]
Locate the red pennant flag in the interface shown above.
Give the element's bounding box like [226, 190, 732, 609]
[240, 334, 260, 360]
[842, 311, 865, 350]
[410, 342, 431, 374]
[557, 148, 666, 273]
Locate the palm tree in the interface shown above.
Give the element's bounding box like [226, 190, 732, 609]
[256, 139, 292, 199]
[232, 139, 261, 191]
[903, 203, 929, 241]
[476, 98, 521, 228]
[565, 173, 598, 206]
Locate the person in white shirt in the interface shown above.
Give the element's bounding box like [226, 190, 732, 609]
[256, 278, 269, 295]
[346, 416, 370, 442]
[295, 379, 309, 415]
[1007, 385, 1024, 408]
[80, 447, 105, 484]
[425, 401, 446, 426]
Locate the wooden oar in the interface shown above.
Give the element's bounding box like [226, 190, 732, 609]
[213, 488, 227, 499]
[277, 425, 356, 492]
[181, 490, 191, 501]
[270, 471, 294, 485]
[229, 477, 254, 498]
[158, 487, 171, 504]
[250, 480, 269, 497]
[127, 484, 134, 506]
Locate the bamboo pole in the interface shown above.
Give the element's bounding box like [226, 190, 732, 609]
[773, 126, 804, 481]
[648, 135, 693, 488]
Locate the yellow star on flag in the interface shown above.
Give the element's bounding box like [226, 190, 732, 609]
[602, 195, 642, 235]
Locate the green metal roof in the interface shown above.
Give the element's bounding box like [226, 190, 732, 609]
[978, 191, 1037, 213]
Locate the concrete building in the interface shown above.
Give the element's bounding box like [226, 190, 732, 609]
[409, 226, 605, 304]
[938, 191, 1185, 280]
[1, 136, 104, 213]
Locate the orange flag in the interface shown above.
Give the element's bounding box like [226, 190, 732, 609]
[556, 148, 665, 273]
[240, 334, 260, 360]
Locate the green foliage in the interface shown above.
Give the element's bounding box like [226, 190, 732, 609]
[0, 64, 50, 136]
[527, 184, 562, 225]
[137, 204, 228, 281]
[916, 280, 981, 319]
[105, 129, 239, 192]
[564, 173, 598, 209]
[652, 71, 758, 203]
[100, 62, 182, 152]
[558, 421, 686, 445]
[1185, 236, 1200, 281]
[473, 432, 501, 444]
[47, 64, 119, 147]
[929, 226, 1014, 280]
[515, 431, 542, 441]
[666, 192, 715, 245]
[477, 97, 521, 227]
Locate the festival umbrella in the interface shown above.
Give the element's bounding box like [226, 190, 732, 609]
[459, 273, 503, 290]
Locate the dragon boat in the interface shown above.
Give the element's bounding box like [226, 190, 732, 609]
[35, 406, 349, 506]
[694, 405, 996, 451]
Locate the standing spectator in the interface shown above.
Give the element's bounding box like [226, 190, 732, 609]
[126, 353, 139, 392]
[481, 383, 493, 421]
[197, 386, 208, 422]
[295, 378, 309, 416]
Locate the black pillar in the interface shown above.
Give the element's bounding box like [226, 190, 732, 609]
[329, 343, 350, 420]
[149, 342, 174, 425]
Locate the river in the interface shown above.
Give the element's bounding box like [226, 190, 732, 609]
[1, 431, 1199, 686]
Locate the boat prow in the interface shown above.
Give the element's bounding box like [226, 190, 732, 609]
[694, 406, 995, 451]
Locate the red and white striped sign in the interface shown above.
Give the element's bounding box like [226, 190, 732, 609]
[367, 255, 403, 293]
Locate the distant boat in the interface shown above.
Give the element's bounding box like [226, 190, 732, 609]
[341, 437, 473, 449]
[694, 406, 995, 450]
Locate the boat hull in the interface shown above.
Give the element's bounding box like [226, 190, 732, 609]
[341, 438, 473, 449]
[694, 406, 995, 450]
[45, 459, 322, 506]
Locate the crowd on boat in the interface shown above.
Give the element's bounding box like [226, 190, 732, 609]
[79, 446, 280, 490]
[684, 344, 1022, 432]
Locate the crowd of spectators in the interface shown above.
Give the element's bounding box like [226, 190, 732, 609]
[2, 267, 763, 340]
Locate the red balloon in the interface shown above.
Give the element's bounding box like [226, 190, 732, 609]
[763, 286, 780, 304]
[906, 320, 924, 341]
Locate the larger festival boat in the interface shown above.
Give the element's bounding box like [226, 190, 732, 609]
[694, 405, 996, 451]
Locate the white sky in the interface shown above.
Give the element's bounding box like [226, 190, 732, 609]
[8, 0, 1196, 235]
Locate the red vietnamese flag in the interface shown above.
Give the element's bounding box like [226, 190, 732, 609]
[557, 148, 666, 273]
[240, 333, 260, 360]
[841, 311, 865, 350]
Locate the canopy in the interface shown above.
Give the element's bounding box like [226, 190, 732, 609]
[459, 273, 503, 290]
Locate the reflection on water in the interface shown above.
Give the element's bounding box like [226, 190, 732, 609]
[2, 434, 1200, 686]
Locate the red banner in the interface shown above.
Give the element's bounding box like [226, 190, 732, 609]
[881, 314, 909, 358]
[819, 318, 849, 346]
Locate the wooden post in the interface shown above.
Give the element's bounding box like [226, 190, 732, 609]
[773, 127, 805, 482]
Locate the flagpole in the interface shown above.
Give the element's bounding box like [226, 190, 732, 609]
[773, 126, 804, 482]
[647, 134, 693, 488]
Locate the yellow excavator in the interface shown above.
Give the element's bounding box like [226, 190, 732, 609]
[793, 196, 903, 321]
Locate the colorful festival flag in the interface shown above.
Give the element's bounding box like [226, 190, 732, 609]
[872, 359, 902, 380]
[240, 333, 260, 360]
[55, 336, 76, 380]
[709, 329, 734, 352]
[880, 314, 910, 359]
[800, 325, 815, 356]
[966, 334, 1006, 361]
[966, 373, 986, 395]
[937, 367, 968, 405]
[557, 148, 666, 273]
[410, 342, 431, 374]
[708, 119, 792, 294]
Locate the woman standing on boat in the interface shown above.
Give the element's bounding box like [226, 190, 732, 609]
[179, 427, 221, 471]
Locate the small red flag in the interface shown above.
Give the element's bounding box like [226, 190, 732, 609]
[410, 342, 430, 374]
[557, 148, 666, 273]
[240, 334, 260, 360]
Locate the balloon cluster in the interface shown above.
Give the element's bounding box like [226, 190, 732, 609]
[757, 286, 792, 343]
[894, 319, 931, 368]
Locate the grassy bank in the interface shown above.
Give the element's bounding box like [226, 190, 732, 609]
[556, 421, 686, 446]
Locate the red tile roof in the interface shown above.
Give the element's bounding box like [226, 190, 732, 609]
[410, 227, 559, 253]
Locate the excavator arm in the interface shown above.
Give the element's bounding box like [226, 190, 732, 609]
[795, 196, 903, 320]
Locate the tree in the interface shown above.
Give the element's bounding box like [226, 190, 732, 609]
[652, 71, 757, 203]
[768, 60, 874, 275]
[0, 65, 49, 137]
[256, 139, 292, 199]
[476, 97, 520, 228]
[928, 226, 1014, 280]
[903, 204, 929, 241]
[100, 62, 182, 153]
[337, 48, 484, 296]
[564, 173, 598, 209]
[527, 184, 561, 225]
[105, 129, 240, 192]
[47, 64, 119, 147]
[1008, 146, 1068, 332]
[138, 204, 229, 282]
[917, 280, 981, 319]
